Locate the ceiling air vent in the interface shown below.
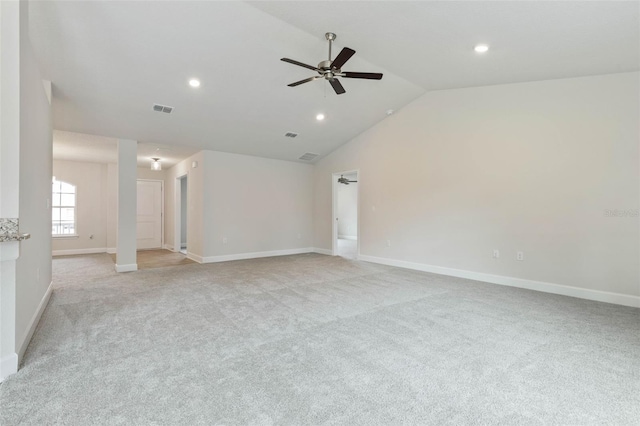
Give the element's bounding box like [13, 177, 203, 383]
[153, 104, 174, 114]
[298, 152, 319, 161]
[284, 132, 298, 138]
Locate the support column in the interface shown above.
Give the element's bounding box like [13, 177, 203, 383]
[115, 139, 137, 272]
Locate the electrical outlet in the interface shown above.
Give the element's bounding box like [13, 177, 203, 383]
[493, 249, 500, 259]
[386, 240, 391, 247]
[517, 251, 524, 261]
[222, 237, 228, 244]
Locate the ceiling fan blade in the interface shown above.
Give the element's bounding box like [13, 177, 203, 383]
[329, 78, 346, 95]
[331, 47, 356, 70]
[342, 72, 383, 80]
[287, 76, 319, 87]
[281, 58, 319, 72]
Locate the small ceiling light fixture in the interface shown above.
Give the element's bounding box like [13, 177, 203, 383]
[474, 44, 489, 53]
[151, 158, 162, 171]
[316, 113, 325, 121]
[386, 109, 394, 116]
[189, 78, 201, 88]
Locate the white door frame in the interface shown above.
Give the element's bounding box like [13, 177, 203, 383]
[174, 174, 187, 253]
[332, 169, 360, 258]
[137, 179, 164, 249]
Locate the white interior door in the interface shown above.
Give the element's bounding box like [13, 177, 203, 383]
[137, 180, 162, 250]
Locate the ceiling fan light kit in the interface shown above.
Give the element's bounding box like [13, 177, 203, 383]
[281, 32, 383, 95]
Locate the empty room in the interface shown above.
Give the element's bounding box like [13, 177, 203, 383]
[0, 1, 638, 424]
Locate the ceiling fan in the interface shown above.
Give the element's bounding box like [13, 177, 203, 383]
[338, 175, 358, 185]
[281, 32, 383, 95]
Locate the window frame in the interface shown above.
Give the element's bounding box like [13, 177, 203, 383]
[52, 179, 78, 238]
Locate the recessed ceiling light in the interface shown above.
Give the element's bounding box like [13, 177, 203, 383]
[474, 44, 489, 53]
[316, 113, 325, 121]
[189, 78, 200, 87]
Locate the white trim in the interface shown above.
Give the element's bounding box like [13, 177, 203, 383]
[202, 248, 314, 263]
[313, 247, 332, 256]
[163, 244, 174, 251]
[358, 254, 640, 308]
[338, 235, 358, 241]
[51, 234, 79, 239]
[106, 247, 116, 254]
[115, 263, 138, 273]
[52, 247, 107, 256]
[0, 353, 18, 383]
[18, 281, 53, 361]
[187, 252, 203, 263]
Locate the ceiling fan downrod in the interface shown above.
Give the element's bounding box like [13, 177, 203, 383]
[326, 32, 336, 61]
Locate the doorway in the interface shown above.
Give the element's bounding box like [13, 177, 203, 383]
[176, 175, 188, 255]
[136, 179, 163, 250]
[332, 170, 359, 259]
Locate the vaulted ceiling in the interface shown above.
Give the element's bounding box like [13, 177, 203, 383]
[30, 1, 639, 164]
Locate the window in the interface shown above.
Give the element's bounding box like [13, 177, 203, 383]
[52, 180, 76, 236]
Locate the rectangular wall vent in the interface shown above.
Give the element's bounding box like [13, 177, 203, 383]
[298, 152, 319, 161]
[284, 132, 298, 138]
[153, 104, 174, 114]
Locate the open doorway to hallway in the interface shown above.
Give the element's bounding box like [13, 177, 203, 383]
[332, 171, 359, 259]
[177, 174, 188, 255]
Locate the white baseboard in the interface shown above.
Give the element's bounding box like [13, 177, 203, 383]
[358, 255, 640, 308]
[338, 235, 358, 241]
[163, 244, 174, 251]
[313, 247, 333, 256]
[202, 247, 314, 263]
[0, 353, 18, 383]
[106, 247, 116, 254]
[52, 247, 107, 256]
[115, 263, 137, 273]
[187, 252, 203, 263]
[18, 281, 53, 362]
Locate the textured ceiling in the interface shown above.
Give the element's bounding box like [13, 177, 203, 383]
[30, 1, 639, 164]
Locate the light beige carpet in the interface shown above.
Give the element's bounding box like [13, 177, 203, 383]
[1, 253, 638, 424]
[108, 249, 195, 270]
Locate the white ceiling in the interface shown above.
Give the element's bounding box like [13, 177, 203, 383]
[30, 1, 639, 164]
[53, 130, 198, 168]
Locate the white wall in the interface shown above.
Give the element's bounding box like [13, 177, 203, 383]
[337, 176, 358, 239]
[164, 152, 204, 257]
[203, 151, 314, 259]
[163, 150, 314, 261]
[137, 167, 166, 181]
[52, 160, 108, 253]
[313, 72, 640, 301]
[51, 162, 166, 255]
[14, 2, 53, 359]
